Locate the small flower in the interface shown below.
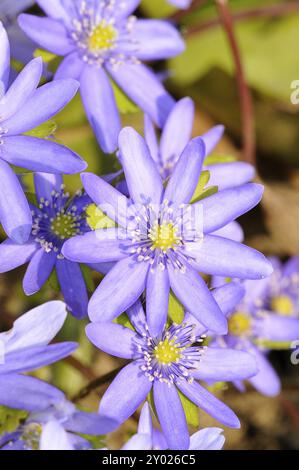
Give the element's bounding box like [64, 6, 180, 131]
[0, 398, 115, 450]
[122, 402, 225, 451]
[211, 257, 299, 396]
[144, 97, 255, 189]
[63, 126, 272, 335]
[86, 285, 257, 450]
[0, 173, 92, 318]
[0, 23, 86, 244]
[0, 301, 77, 411]
[19, 0, 185, 153]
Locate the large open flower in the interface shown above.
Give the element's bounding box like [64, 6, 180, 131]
[0, 23, 86, 244]
[86, 283, 258, 450]
[211, 257, 299, 396]
[63, 126, 272, 335]
[19, 0, 185, 153]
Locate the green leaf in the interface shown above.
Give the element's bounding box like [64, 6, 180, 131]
[86, 203, 116, 230]
[114, 313, 135, 331]
[24, 119, 57, 139]
[168, 291, 184, 324]
[205, 154, 237, 165]
[178, 390, 199, 427]
[193, 185, 218, 203]
[110, 80, 139, 114]
[0, 406, 28, 437]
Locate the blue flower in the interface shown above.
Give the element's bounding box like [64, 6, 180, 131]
[85, 283, 257, 450]
[63, 126, 272, 335]
[144, 97, 255, 189]
[122, 403, 225, 450]
[0, 173, 93, 318]
[0, 23, 86, 244]
[0, 397, 116, 450]
[211, 257, 299, 396]
[0, 301, 77, 411]
[19, 0, 185, 153]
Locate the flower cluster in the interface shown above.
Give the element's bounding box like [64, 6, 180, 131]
[0, 0, 298, 453]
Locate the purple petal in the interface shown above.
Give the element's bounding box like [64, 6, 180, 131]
[4, 79, 79, 135]
[108, 63, 175, 128]
[0, 374, 64, 411]
[40, 420, 74, 450]
[212, 282, 245, 317]
[55, 51, 84, 80]
[0, 22, 10, 94]
[56, 259, 88, 319]
[168, 263, 227, 334]
[99, 361, 152, 425]
[81, 172, 129, 227]
[144, 115, 159, 164]
[0, 238, 36, 272]
[256, 314, 299, 342]
[88, 257, 149, 322]
[189, 428, 225, 450]
[127, 300, 147, 335]
[168, 0, 192, 8]
[2, 136, 87, 173]
[153, 381, 189, 450]
[248, 347, 281, 397]
[199, 183, 263, 234]
[178, 380, 240, 428]
[134, 20, 184, 60]
[80, 65, 120, 153]
[160, 97, 194, 167]
[2, 342, 77, 374]
[283, 256, 299, 277]
[164, 137, 205, 204]
[64, 411, 117, 435]
[119, 127, 164, 204]
[62, 229, 129, 263]
[23, 249, 56, 295]
[138, 402, 153, 435]
[0, 57, 42, 121]
[212, 221, 244, 243]
[114, 0, 140, 19]
[18, 14, 74, 55]
[122, 433, 152, 451]
[201, 125, 224, 156]
[193, 347, 257, 382]
[34, 172, 63, 202]
[186, 235, 273, 280]
[0, 159, 32, 244]
[86, 322, 137, 359]
[146, 268, 170, 336]
[206, 162, 255, 191]
[2, 300, 68, 352]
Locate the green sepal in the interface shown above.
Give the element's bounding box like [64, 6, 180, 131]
[114, 313, 135, 332]
[0, 406, 28, 437]
[178, 390, 199, 427]
[168, 291, 184, 325]
[86, 203, 116, 230]
[205, 154, 237, 166]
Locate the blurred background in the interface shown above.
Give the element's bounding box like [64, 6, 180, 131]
[1, 0, 299, 450]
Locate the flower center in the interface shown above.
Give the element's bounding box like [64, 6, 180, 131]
[149, 223, 180, 253]
[228, 312, 251, 336]
[154, 338, 182, 365]
[51, 213, 81, 240]
[271, 295, 294, 316]
[88, 20, 117, 51]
